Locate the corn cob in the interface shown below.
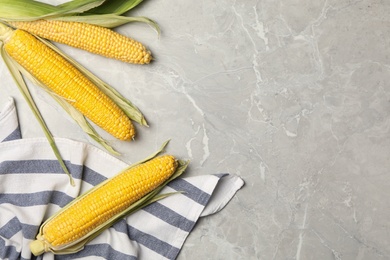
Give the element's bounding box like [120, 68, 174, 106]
[9, 19, 152, 64]
[1, 27, 135, 140]
[30, 155, 179, 256]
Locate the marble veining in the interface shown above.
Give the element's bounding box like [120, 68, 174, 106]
[0, 0, 389, 259]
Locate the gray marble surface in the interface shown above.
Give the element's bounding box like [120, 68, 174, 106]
[1, 0, 390, 259]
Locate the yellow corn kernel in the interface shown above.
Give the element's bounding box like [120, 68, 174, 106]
[9, 20, 152, 64]
[30, 155, 178, 255]
[3, 29, 135, 140]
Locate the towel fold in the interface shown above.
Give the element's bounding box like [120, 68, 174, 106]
[0, 98, 244, 260]
[0, 98, 21, 142]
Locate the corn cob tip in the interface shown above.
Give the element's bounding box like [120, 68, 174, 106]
[30, 239, 46, 256]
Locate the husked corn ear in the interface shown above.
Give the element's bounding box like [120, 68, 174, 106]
[9, 20, 152, 64]
[30, 155, 178, 255]
[4, 29, 135, 140]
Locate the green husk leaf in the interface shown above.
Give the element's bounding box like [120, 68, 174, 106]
[85, 0, 144, 15]
[51, 96, 120, 156]
[131, 139, 170, 167]
[36, 142, 189, 254]
[0, 44, 75, 186]
[39, 37, 148, 126]
[54, 14, 159, 33]
[57, 0, 107, 14]
[0, 0, 59, 20]
[38, 86, 120, 156]
[0, 0, 107, 21]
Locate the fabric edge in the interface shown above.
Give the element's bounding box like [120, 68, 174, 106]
[200, 174, 245, 217]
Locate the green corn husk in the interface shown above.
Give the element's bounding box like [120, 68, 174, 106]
[0, 0, 59, 20]
[0, 0, 159, 31]
[53, 14, 159, 32]
[30, 141, 189, 255]
[0, 0, 105, 21]
[85, 0, 144, 14]
[71, 0, 160, 31]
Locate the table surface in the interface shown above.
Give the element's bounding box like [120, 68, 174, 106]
[1, 0, 389, 259]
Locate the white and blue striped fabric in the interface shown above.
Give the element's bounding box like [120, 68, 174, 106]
[0, 98, 244, 260]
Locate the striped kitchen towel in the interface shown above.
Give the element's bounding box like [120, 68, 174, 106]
[0, 98, 244, 260]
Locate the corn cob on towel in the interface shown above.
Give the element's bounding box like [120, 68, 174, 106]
[0, 98, 244, 260]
